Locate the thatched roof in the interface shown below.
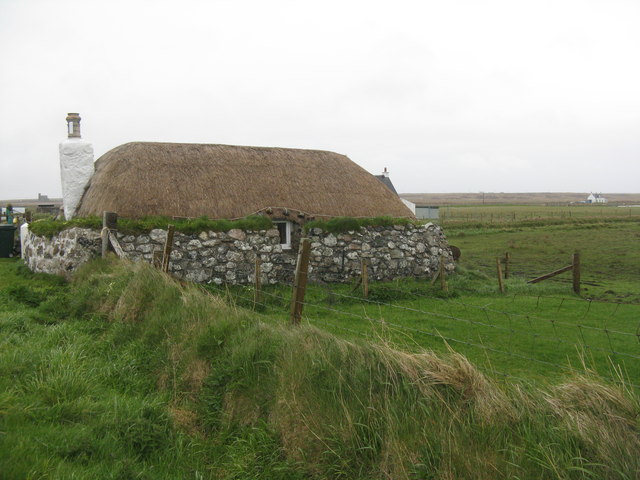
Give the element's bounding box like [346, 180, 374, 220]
[76, 142, 414, 220]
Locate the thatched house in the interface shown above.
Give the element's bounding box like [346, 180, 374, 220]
[23, 115, 452, 284]
[75, 142, 414, 247]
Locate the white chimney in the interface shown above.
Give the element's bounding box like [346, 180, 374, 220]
[59, 113, 94, 220]
[382, 167, 390, 178]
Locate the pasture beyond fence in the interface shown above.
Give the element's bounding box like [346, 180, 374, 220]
[203, 238, 640, 392]
[99, 213, 640, 391]
[438, 204, 640, 225]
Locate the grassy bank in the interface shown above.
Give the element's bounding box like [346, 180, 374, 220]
[1, 258, 639, 479]
[213, 273, 640, 389]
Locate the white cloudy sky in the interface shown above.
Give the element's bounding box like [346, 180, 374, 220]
[1, 0, 638, 199]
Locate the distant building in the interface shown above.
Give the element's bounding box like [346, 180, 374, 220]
[372, 169, 440, 220]
[0, 194, 62, 215]
[374, 168, 397, 194]
[415, 205, 440, 220]
[587, 193, 607, 204]
[375, 168, 416, 214]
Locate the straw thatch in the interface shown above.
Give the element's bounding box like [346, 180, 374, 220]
[76, 142, 415, 220]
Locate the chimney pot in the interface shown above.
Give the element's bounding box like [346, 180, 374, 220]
[66, 113, 81, 138]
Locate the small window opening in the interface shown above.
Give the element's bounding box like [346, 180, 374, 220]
[274, 221, 292, 249]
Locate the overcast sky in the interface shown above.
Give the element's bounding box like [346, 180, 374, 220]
[1, 0, 638, 199]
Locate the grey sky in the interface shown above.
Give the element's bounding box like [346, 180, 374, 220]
[1, 0, 638, 199]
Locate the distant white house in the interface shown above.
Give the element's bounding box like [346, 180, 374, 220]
[587, 193, 607, 204]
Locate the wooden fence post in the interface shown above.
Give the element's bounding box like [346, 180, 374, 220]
[101, 228, 109, 258]
[290, 238, 311, 325]
[430, 264, 440, 286]
[496, 257, 505, 294]
[439, 256, 448, 292]
[361, 258, 369, 298]
[101, 211, 117, 258]
[572, 252, 581, 295]
[254, 256, 262, 308]
[107, 231, 125, 258]
[103, 211, 118, 230]
[161, 224, 175, 273]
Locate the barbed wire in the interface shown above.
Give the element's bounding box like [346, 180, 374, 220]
[322, 290, 640, 361]
[228, 283, 640, 350]
[210, 283, 640, 390]
[312, 301, 636, 387]
[377, 284, 639, 338]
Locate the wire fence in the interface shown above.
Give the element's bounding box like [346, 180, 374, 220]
[208, 279, 640, 391]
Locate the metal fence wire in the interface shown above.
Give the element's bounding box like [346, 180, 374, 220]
[212, 280, 640, 391]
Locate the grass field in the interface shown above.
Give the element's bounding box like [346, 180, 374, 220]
[446, 220, 640, 302]
[2, 258, 639, 479]
[214, 275, 640, 391]
[402, 192, 640, 205]
[2, 206, 639, 478]
[439, 204, 640, 225]
[206, 213, 640, 391]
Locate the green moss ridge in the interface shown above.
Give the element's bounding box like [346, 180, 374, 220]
[28, 215, 273, 238]
[304, 216, 419, 234]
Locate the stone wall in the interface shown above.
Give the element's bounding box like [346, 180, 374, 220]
[305, 223, 453, 282]
[22, 223, 454, 284]
[22, 227, 102, 275]
[120, 227, 294, 285]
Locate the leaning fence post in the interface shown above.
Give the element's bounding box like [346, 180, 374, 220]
[496, 257, 505, 294]
[572, 252, 581, 295]
[290, 238, 311, 325]
[101, 211, 117, 258]
[161, 224, 175, 273]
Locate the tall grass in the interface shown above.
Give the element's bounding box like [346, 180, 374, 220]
[1, 258, 638, 478]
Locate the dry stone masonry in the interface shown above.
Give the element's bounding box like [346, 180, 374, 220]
[23, 223, 454, 284]
[22, 227, 102, 274]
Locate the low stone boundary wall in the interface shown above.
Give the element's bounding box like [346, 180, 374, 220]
[305, 224, 453, 282]
[22, 227, 102, 274]
[22, 223, 454, 284]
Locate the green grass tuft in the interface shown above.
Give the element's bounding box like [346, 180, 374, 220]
[28, 214, 274, 238]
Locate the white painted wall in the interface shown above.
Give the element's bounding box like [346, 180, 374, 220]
[401, 198, 416, 215]
[20, 222, 29, 259]
[59, 138, 94, 219]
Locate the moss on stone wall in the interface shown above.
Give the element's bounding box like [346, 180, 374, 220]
[28, 215, 274, 238]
